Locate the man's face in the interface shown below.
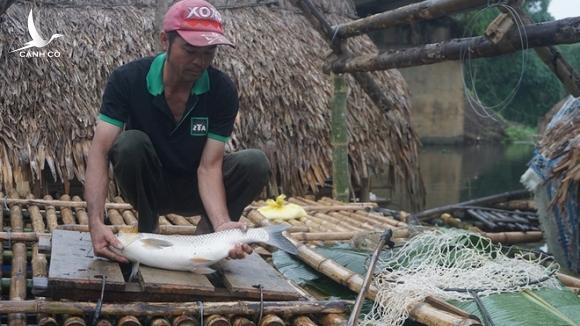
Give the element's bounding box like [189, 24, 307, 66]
[165, 34, 217, 83]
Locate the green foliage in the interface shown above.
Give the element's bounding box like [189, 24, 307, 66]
[504, 124, 537, 143]
[451, 288, 580, 325]
[452, 0, 580, 126]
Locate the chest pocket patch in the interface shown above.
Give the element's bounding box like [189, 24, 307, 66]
[190, 117, 208, 136]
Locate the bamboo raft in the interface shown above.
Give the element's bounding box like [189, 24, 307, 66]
[1, 192, 578, 325]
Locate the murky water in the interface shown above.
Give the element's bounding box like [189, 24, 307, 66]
[372, 143, 535, 211]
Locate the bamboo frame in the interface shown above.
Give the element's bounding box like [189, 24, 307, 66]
[0, 300, 351, 316]
[332, 0, 487, 39]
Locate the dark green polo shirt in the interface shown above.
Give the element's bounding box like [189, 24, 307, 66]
[99, 53, 239, 175]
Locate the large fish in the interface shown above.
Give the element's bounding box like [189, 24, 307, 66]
[114, 224, 297, 275]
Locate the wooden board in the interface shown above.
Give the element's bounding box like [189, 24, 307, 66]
[217, 252, 301, 300]
[48, 230, 125, 290]
[139, 265, 215, 295]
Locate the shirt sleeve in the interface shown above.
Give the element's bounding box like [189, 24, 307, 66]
[99, 69, 129, 128]
[208, 75, 239, 143]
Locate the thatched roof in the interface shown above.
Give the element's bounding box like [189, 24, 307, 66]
[538, 96, 579, 207]
[0, 0, 423, 206]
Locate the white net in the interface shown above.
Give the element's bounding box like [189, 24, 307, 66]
[362, 229, 560, 326]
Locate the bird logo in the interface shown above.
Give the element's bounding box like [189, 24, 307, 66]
[11, 10, 64, 53]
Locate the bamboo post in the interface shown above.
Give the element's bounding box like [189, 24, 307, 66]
[205, 314, 230, 326]
[172, 314, 198, 326]
[331, 74, 350, 202]
[114, 197, 138, 226]
[326, 17, 580, 73]
[332, 0, 487, 39]
[107, 207, 126, 226]
[292, 316, 317, 326]
[9, 193, 26, 326]
[60, 195, 76, 224]
[95, 320, 113, 326]
[320, 314, 347, 326]
[119, 315, 142, 326]
[63, 317, 86, 326]
[44, 195, 59, 232]
[73, 196, 90, 225]
[151, 318, 171, 326]
[258, 315, 284, 326]
[512, 6, 580, 96]
[232, 317, 256, 326]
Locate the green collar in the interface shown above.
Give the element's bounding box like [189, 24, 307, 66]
[146, 53, 210, 96]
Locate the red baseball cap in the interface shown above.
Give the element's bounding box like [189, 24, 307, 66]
[163, 0, 234, 48]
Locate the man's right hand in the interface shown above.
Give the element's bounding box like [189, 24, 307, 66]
[89, 223, 128, 263]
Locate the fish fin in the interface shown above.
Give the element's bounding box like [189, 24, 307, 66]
[190, 267, 216, 274]
[140, 238, 173, 249]
[264, 224, 298, 255]
[191, 257, 213, 264]
[129, 262, 140, 281]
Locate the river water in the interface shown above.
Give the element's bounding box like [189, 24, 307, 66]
[371, 143, 535, 211]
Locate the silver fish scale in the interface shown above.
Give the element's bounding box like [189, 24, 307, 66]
[138, 228, 269, 245]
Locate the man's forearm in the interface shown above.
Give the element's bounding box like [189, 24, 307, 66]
[85, 149, 110, 228]
[197, 166, 230, 229]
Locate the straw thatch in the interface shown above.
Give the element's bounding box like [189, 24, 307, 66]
[537, 96, 579, 207]
[0, 0, 423, 205]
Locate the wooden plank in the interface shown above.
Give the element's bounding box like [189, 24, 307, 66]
[139, 266, 215, 295]
[38, 234, 52, 254]
[48, 230, 125, 291]
[217, 252, 302, 300]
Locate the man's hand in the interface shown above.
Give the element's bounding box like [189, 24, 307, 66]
[90, 223, 128, 263]
[215, 221, 253, 259]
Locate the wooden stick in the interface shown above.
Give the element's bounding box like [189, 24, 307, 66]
[327, 17, 580, 73]
[0, 300, 352, 316]
[333, 0, 487, 39]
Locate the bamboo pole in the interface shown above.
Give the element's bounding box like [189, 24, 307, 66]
[114, 197, 138, 226]
[331, 74, 350, 202]
[95, 320, 113, 326]
[319, 197, 407, 228]
[557, 273, 580, 288]
[119, 315, 142, 326]
[73, 196, 90, 225]
[2, 197, 133, 210]
[27, 194, 46, 232]
[205, 314, 230, 326]
[482, 231, 543, 244]
[60, 195, 76, 224]
[38, 317, 59, 326]
[166, 214, 193, 226]
[0, 300, 352, 316]
[290, 230, 408, 241]
[9, 193, 26, 326]
[259, 315, 284, 326]
[232, 317, 255, 326]
[512, 6, 580, 96]
[107, 207, 126, 226]
[333, 0, 487, 39]
[320, 314, 347, 326]
[63, 316, 86, 326]
[414, 190, 530, 221]
[44, 195, 59, 232]
[151, 318, 171, 326]
[327, 17, 580, 73]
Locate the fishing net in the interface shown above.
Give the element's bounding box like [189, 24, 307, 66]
[362, 228, 560, 326]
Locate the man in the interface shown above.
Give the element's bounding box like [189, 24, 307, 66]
[86, 0, 270, 263]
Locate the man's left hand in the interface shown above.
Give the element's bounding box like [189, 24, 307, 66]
[215, 221, 253, 259]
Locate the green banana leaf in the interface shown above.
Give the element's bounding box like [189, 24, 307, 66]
[451, 288, 580, 326]
[272, 244, 370, 297]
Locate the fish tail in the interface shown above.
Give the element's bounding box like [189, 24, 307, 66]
[264, 224, 298, 255]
